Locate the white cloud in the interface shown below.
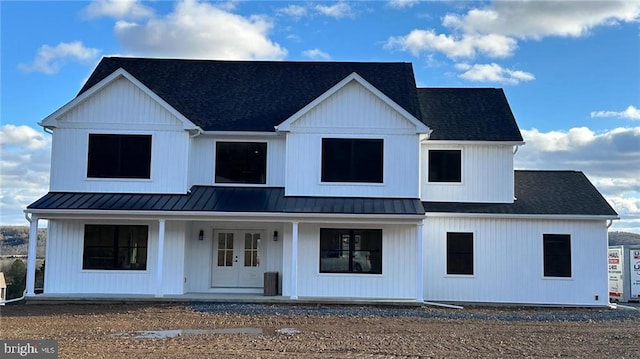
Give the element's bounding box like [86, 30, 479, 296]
[315, 2, 353, 19]
[388, 0, 421, 9]
[83, 0, 154, 19]
[302, 48, 331, 60]
[443, 1, 640, 40]
[278, 4, 308, 20]
[18, 41, 101, 75]
[385, 29, 517, 59]
[104, 0, 287, 60]
[591, 105, 640, 120]
[456, 62, 534, 84]
[517, 126, 640, 233]
[0, 125, 51, 226]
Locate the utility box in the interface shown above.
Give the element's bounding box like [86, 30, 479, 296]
[608, 245, 640, 303]
[263, 272, 278, 296]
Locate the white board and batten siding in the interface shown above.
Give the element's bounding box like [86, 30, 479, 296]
[281, 223, 418, 299]
[285, 80, 421, 198]
[188, 135, 286, 187]
[423, 217, 609, 306]
[421, 143, 515, 203]
[49, 77, 190, 193]
[44, 220, 186, 295]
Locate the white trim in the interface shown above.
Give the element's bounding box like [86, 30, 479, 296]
[290, 221, 299, 300]
[426, 212, 619, 221]
[202, 131, 279, 137]
[275, 72, 429, 134]
[416, 223, 424, 302]
[40, 68, 200, 131]
[423, 140, 525, 146]
[26, 210, 425, 226]
[156, 219, 166, 297]
[26, 215, 39, 296]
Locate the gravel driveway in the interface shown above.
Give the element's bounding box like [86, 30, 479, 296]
[2, 302, 639, 358]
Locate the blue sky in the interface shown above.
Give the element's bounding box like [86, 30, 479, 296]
[1, 0, 639, 232]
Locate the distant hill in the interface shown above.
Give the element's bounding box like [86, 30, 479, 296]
[609, 231, 640, 246]
[0, 226, 47, 257]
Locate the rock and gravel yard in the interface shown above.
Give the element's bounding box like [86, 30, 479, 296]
[1, 302, 639, 358]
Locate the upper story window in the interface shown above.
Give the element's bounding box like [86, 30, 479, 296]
[87, 134, 152, 179]
[321, 138, 383, 183]
[215, 142, 267, 184]
[428, 149, 461, 183]
[543, 234, 571, 278]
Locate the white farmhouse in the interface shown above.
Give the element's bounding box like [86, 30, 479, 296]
[24, 58, 618, 306]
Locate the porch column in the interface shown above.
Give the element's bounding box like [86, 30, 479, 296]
[26, 215, 39, 296]
[290, 221, 299, 299]
[156, 219, 166, 297]
[416, 223, 424, 302]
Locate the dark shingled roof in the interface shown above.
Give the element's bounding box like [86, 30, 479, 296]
[423, 170, 618, 216]
[28, 186, 425, 215]
[79, 57, 422, 132]
[417, 88, 523, 141]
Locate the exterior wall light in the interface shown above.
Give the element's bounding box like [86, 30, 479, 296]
[273, 230, 278, 242]
[198, 230, 204, 241]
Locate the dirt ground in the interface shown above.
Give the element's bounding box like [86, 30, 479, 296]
[1, 303, 639, 359]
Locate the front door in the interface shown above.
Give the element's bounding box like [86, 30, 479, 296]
[211, 231, 263, 288]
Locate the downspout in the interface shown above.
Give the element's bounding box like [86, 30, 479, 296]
[606, 220, 613, 229]
[43, 127, 53, 135]
[190, 128, 203, 138]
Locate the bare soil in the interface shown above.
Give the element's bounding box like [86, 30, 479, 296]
[1, 303, 638, 358]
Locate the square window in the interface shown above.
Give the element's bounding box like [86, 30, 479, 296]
[321, 138, 383, 183]
[320, 229, 382, 274]
[428, 150, 461, 182]
[83, 225, 148, 270]
[447, 232, 473, 275]
[543, 234, 571, 277]
[215, 142, 267, 184]
[87, 134, 152, 179]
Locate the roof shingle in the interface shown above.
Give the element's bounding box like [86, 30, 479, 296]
[417, 88, 523, 141]
[423, 170, 618, 216]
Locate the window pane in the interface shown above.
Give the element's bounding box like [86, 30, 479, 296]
[543, 234, 571, 277]
[447, 232, 473, 275]
[321, 139, 383, 183]
[429, 150, 461, 182]
[320, 229, 382, 274]
[215, 142, 267, 184]
[83, 225, 148, 270]
[87, 134, 151, 179]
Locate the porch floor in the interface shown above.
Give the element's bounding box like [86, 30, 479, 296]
[24, 293, 423, 306]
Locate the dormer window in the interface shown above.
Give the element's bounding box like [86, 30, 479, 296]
[87, 134, 152, 179]
[215, 141, 267, 184]
[428, 149, 461, 183]
[321, 138, 383, 183]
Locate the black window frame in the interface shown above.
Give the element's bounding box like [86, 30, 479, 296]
[87, 134, 152, 179]
[446, 232, 474, 275]
[82, 224, 149, 271]
[215, 141, 267, 184]
[543, 234, 572, 278]
[321, 138, 384, 183]
[319, 228, 382, 274]
[428, 149, 462, 183]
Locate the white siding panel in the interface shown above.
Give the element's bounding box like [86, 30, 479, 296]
[49, 128, 189, 193]
[188, 135, 285, 187]
[59, 77, 184, 128]
[44, 219, 185, 295]
[423, 217, 609, 306]
[293, 224, 417, 299]
[292, 81, 415, 130]
[421, 144, 514, 202]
